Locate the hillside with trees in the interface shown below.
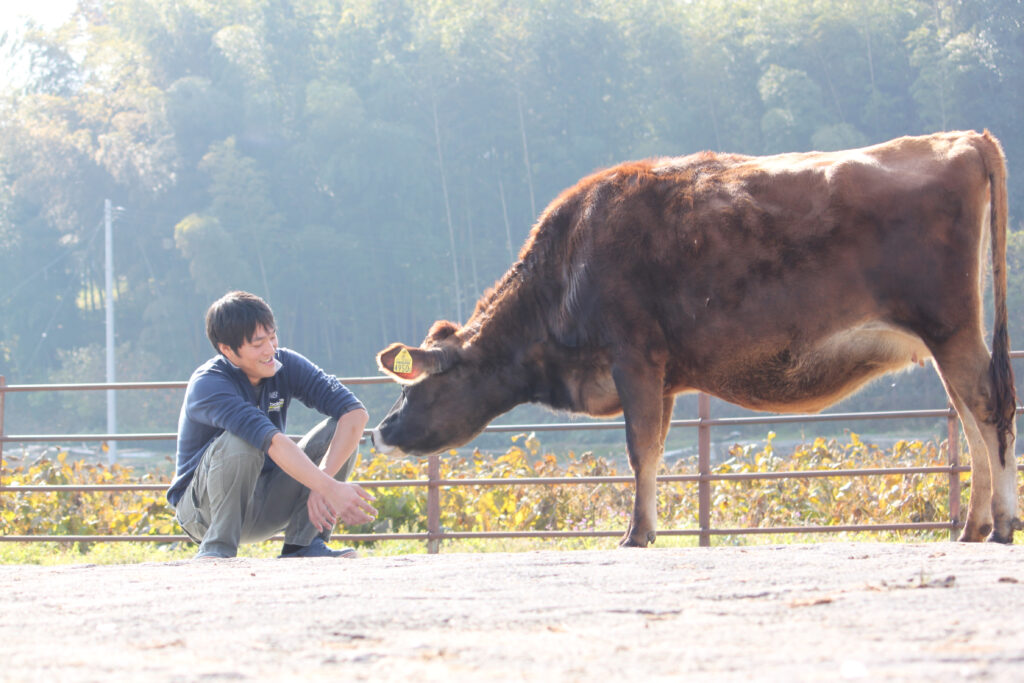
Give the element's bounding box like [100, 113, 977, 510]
[2, 0, 1023, 441]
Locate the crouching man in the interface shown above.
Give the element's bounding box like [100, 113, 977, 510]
[166, 290, 377, 559]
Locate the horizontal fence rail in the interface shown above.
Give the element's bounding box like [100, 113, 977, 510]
[3, 359, 1023, 550]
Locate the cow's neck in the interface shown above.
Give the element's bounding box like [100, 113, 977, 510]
[465, 266, 577, 413]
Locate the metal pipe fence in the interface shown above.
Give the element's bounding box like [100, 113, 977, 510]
[2, 361, 1021, 551]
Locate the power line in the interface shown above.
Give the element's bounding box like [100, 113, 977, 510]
[0, 218, 103, 308]
[16, 219, 106, 372]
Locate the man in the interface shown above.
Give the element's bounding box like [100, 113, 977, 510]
[167, 290, 377, 559]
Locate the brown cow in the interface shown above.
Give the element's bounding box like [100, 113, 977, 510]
[371, 130, 1019, 546]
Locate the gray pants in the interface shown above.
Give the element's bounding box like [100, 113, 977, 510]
[174, 417, 354, 558]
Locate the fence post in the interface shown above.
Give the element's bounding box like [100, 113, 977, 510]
[0, 376, 6, 484]
[427, 454, 441, 554]
[947, 403, 961, 542]
[698, 393, 711, 547]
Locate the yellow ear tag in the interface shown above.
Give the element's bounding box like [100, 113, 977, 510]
[393, 348, 413, 374]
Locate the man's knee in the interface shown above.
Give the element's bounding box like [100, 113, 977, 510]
[208, 431, 264, 473]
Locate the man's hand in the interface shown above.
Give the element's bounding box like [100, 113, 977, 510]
[267, 429, 377, 532]
[307, 408, 373, 532]
[308, 483, 377, 532]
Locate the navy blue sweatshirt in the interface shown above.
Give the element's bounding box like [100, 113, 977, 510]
[166, 347, 364, 507]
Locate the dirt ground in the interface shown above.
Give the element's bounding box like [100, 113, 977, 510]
[3, 542, 1024, 681]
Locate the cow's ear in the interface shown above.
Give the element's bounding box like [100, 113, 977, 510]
[377, 343, 452, 384]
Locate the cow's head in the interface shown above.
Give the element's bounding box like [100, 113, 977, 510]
[370, 320, 523, 456]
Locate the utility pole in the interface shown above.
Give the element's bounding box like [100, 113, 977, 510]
[104, 198, 117, 464]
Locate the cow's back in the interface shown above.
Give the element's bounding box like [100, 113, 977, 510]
[524, 131, 998, 412]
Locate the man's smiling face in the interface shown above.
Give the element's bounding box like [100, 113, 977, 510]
[219, 325, 279, 386]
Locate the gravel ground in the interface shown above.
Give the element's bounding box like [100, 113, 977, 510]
[3, 542, 1024, 681]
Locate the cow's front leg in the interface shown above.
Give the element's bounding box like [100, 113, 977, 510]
[612, 360, 669, 548]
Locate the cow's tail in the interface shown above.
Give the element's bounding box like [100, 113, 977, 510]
[981, 130, 1016, 467]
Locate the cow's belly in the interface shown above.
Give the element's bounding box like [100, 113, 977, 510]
[577, 371, 623, 417]
[705, 322, 932, 413]
[565, 323, 929, 417]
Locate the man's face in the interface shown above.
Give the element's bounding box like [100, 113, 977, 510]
[219, 325, 279, 386]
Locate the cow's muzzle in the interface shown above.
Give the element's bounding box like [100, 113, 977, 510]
[369, 427, 399, 456]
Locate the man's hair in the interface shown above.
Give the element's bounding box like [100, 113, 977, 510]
[205, 291, 276, 354]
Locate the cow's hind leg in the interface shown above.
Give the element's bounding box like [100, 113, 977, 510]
[658, 395, 676, 460]
[933, 340, 1018, 542]
[945, 386, 995, 541]
[613, 360, 671, 548]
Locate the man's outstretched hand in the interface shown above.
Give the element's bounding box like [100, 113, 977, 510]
[267, 430, 377, 532]
[308, 483, 377, 532]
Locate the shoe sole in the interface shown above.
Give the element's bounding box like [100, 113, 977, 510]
[278, 548, 359, 559]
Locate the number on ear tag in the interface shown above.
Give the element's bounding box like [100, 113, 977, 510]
[393, 348, 413, 374]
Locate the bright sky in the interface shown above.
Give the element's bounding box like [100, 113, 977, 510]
[0, 0, 77, 87]
[0, 0, 77, 33]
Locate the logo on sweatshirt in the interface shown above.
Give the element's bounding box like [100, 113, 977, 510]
[268, 398, 284, 413]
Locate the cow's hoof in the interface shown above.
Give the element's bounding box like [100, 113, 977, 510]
[618, 534, 647, 548]
[618, 530, 656, 548]
[986, 518, 1019, 544]
[986, 529, 1014, 544]
[958, 521, 993, 543]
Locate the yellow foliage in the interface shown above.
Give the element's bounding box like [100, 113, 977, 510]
[1, 433, 989, 549]
[698, 435, 956, 531]
[1, 455, 178, 548]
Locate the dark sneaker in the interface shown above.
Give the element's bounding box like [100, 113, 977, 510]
[279, 538, 357, 558]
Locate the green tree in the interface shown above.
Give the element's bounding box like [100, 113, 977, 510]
[2, 0, 1023, 441]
